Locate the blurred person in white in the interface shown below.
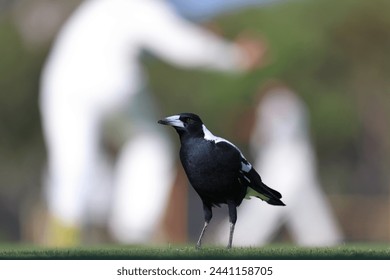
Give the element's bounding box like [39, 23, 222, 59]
[40, 0, 265, 245]
[215, 84, 343, 246]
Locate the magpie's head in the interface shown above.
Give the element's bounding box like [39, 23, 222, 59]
[158, 113, 204, 138]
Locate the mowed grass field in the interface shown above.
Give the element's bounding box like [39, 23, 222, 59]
[0, 244, 389, 259]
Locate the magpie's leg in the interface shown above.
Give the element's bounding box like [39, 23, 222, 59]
[227, 201, 237, 249]
[196, 202, 212, 249]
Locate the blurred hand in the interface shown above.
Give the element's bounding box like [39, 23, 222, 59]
[235, 35, 268, 71]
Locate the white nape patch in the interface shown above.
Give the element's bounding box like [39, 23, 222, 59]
[202, 124, 252, 170]
[203, 124, 238, 147]
[202, 124, 220, 142]
[165, 115, 184, 128]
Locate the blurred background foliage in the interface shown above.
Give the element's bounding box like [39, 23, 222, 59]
[0, 0, 389, 242]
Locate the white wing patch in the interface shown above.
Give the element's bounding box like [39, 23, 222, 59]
[241, 160, 252, 173]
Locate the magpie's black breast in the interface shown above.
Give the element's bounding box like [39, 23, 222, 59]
[180, 138, 246, 206]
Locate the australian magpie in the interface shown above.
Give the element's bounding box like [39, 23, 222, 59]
[158, 113, 285, 248]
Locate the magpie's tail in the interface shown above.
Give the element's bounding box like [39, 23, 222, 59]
[262, 183, 286, 206]
[244, 168, 286, 206]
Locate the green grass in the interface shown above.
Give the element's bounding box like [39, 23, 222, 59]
[0, 244, 389, 259]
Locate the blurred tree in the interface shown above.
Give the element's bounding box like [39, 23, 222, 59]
[0, 15, 46, 242]
[330, 0, 390, 194]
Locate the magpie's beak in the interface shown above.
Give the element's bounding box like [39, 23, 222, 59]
[158, 115, 184, 128]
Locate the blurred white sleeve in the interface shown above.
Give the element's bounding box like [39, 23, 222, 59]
[138, 0, 246, 72]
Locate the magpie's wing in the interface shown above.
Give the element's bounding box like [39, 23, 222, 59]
[214, 137, 285, 206]
[239, 156, 285, 206]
